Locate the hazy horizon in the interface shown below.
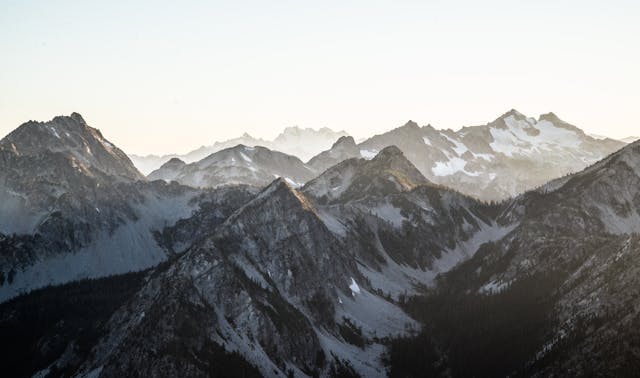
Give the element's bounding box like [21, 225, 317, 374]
[2, 108, 636, 158]
[2, 0, 639, 155]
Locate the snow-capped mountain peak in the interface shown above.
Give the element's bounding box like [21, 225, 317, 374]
[309, 110, 626, 200]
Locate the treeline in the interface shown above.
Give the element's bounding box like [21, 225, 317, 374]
[385, 271, 565, 377]
[0, 270, 149, 377]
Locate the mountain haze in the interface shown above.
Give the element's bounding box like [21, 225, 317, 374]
[148, 145, 316, 188]
[130, 126, 348, 174]
[1, 112, 638, 378]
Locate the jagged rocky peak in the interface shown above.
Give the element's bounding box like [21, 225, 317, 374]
[538, 111, 562, 123]
[402, 119, 420, 129]
[0, 113, 144, 181]
[502, 108, 527, 120]
[252, 176, 315, 211]
[275, 125, 345, 139]
[537, 111, 585, 133]
[372, 144, 404, 159]
[158, 157, 186, 170]
[69, 112, 87, 124]
[304, 145, 430, 203]
[489, 108, 529, 128]
[306, 135, 360, 172]
[331, 135, 357, 149]
[368, 145, 428, 183]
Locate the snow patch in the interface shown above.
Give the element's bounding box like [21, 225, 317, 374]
[284, 177, 302, 188]
[479, 279, 509, 294]
[490, 116, 582, 157]
[239, 151, 252, 163]
[48, 125, 61, 139]
[444, 134, 468, 156]
[349, 277, 361, 295]
[432, 157, 480, 177]
[360, 149, 378, 160]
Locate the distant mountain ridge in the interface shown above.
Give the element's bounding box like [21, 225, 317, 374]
[144, 110, 625, 201]
[1, 111, 639, 377]
[148, 144, 315, 188]
[310, 109, 625, 201]
[129, 126, 349, 174]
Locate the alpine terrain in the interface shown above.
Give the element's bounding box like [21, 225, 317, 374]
[309, 110, 625, 201]
[1, 113, 638, 378]
[0, 114, 254, 302]
[130, 127, 349, 175]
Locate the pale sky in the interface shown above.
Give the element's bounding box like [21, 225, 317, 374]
[1, 0, 638, 155]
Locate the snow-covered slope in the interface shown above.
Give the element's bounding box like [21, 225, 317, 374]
[148, 144, 316, 189]
[308, 110, 625, 201]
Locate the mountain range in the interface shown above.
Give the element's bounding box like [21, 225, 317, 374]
[0, 114, 255, 302]
[1, 112, 639, 377]
[148, 145, 315, 189]
[308, 110, 626, 201]
[129, 127, 349, 175]
[144, 110, 626, 202]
